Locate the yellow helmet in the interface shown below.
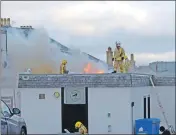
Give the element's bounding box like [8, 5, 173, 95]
[62, 60, 67, 65]
[75, 121, 82, 129]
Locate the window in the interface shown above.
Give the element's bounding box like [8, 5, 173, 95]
[1, 100, 12, 117]
[143, 95, 151, 119]
[39, 94, 45, 99]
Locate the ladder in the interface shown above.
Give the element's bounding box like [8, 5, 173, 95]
[149, 77, 176, 134]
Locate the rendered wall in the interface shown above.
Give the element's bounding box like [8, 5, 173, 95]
[17, 85, 175, 134]
[151, 86, 175, 129]
[1, 74, 175, 134]
[19, 87, 132, 134]
[20, 88, 62, 134]
[88, 88, 132, 134]
[130, 86, 175, 130]
[130, 87, 151, 121]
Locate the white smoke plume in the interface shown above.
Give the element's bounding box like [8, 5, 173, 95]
[1, 27, 108, 76]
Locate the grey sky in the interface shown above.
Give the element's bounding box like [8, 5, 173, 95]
[1, 1, 175, 65]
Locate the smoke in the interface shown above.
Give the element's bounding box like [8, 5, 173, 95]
[50, 39, 109, 73]
[3, 27, 108, 75]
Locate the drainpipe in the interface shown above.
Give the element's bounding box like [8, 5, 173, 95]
[131, 102, 135, 134]
[5, 29, 7, 54]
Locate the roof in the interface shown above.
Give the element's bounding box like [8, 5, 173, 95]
[135, 61, 175, 77]
[18, 73, 175, 88]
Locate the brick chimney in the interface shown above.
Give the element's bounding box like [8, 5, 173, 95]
[0, 18, 11, 27]
[106, 47, 113, 66]
[130, 53, 136, 71]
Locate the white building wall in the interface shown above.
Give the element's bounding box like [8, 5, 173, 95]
[131, 86, 175, 131]
[150, 86, 175, 129]
[1, 86, 175, 134]
[130, 87, 151, 120]
[88, 88, 132, 134]
[20, 88, 62, 134]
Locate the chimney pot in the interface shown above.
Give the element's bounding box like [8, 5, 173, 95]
[108, 47, 112, 51]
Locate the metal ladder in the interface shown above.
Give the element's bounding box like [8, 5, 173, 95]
[149, 77, 176, 134]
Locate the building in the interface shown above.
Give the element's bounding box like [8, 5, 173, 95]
[18, 74, 175, 134]
[1, 18, 175, 134]
[0, 73, 175, 134]
[134, 61, 175, 76]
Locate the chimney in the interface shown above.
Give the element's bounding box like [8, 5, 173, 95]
[129, 53, 135, 71]
[3, 18, 7, 26]
[0, 18, 4, 26]
[0, 18, 11, 27]
[130, 54, 134, 61]
[106, 47, 113, 66]
[7, 18, 10, 26]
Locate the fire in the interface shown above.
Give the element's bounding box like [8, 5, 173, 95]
[83, 63, 104, 74]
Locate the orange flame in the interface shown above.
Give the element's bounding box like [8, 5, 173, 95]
[83, 63, 104, 74]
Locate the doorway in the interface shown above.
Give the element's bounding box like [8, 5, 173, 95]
[61, 87, 88, 133]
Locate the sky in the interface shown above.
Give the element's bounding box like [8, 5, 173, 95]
[1, 1, 175, 66]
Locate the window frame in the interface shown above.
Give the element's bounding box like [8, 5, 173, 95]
[148, 96, 151, 118]
[143, 97, 146, 118]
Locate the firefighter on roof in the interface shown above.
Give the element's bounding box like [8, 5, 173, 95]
[112, 42, 125, 73]
[60, 60, 69, 74]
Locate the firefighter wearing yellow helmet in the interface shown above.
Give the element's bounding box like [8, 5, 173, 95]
[75, 121, 87, 134]
[60, 60, 69, 74]
[112, 42, 125, 73]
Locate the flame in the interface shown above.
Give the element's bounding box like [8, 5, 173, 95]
[83, 63, 104, 74]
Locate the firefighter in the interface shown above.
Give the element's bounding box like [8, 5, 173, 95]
[112, 42, 125, 73]
[124, 55, 131, 73]
[75, 121, 88, 134]
[60, 60, 69, 74]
